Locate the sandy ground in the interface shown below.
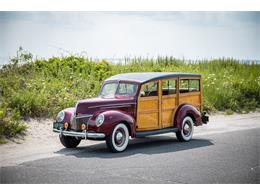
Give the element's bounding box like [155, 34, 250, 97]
[0, 112, 260, 167]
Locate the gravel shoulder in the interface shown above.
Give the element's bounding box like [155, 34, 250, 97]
[0, 112, 260, 167]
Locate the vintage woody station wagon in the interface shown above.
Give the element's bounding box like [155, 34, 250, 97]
[53, 72, 209, 152]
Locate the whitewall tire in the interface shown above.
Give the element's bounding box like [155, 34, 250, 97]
[176, 116, 194, 142]
[106, 123, 129, 152]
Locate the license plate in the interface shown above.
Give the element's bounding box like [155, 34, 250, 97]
[53, 122, 63, 130]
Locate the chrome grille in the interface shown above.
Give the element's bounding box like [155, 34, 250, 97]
[76, 116, 92, 130]
[70, 114, 77, 130]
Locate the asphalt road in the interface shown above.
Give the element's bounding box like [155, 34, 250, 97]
[1, 127, 259, 184]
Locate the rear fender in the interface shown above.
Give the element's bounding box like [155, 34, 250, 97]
[174, 104, 202, 130]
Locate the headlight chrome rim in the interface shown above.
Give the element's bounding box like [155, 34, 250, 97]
[96, 114, 104, 127]
[56, 111, 65, 122]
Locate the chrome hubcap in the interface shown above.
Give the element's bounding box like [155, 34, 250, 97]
[116, 132, 123, 141]
[183, 122, 191, 136]
[114, 129, 125, 146]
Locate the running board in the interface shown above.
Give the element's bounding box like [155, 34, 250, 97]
[135, 127, 179, 138]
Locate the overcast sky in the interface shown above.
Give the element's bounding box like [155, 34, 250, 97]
[0, 11, 259, 64]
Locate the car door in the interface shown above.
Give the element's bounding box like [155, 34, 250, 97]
[136, 81, 160, 131]
[161, 79, 177, 128]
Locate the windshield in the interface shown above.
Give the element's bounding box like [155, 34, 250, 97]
[100, 82, 138, 98]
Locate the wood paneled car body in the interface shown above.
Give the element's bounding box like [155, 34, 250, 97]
[53, 72, 209, 152]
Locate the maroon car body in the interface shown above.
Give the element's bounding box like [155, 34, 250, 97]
[53, 72, 208, 152]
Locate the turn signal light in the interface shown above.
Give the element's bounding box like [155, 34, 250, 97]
[81, 123, 86, 130]
[64, 122, 69, 129]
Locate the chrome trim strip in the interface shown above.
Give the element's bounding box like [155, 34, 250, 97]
[98, 105, 132, 109]
[88, 103, 136, 109]
[70, 113, 77, 130]
[53, 128, 105, 139]
[135, 127, 178, 138]
[75, 114, 93, 119]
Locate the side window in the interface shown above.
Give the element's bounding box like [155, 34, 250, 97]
[162, 80, 176, 95]
[180, 80, 189, 93]
[117, 83, 138, 96]
[180, 79, 200, 93]
[140, 81, 158, 97]
[189, 80, 200, 92]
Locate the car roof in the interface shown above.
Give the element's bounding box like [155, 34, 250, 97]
[105, 72, 201, 84]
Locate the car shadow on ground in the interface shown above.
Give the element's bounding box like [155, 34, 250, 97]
[55, 135, 214, 159]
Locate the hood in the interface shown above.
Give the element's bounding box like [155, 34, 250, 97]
[75, 96, 136, 116]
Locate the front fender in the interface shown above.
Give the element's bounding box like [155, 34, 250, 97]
[174, 104, 202, 130]
[87, 110, 135, 137]
[60, 107, 75, 123]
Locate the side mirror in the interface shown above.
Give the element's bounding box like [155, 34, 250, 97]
[140, 91, 145, 97]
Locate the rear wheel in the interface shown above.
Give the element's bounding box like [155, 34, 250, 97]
[106, 123, 129, 152]
[176, 116, 194, 142]
[59, 135, 81, 148]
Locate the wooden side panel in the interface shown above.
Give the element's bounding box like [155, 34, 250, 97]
[161, 95, 176, 127]
[179, 92, 201, 110]
[138, 98, 158, 111]
[136, 97, 159, 131]
[136, 77, 203, 131]
[162, 96, 176, 110]
[136, 112, 159, 130]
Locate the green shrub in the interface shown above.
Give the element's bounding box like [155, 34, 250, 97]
[0, 106, 27, 141]
[10, 90, 47, 117]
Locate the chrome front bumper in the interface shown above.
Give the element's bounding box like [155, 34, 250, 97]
[53, 128, 105, 140]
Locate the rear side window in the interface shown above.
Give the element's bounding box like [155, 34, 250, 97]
[140, 81, 158, 97]
[162, 80, 176, 95]
[189, 80, 200, 92]
[180, 79, 200, 93]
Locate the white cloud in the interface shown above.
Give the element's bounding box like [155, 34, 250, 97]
[0, 11, 259, 64]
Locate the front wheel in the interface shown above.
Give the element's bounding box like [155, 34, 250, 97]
[106, 123, 129, 152]
[59, 135, 81, 148]
[176, 116, 194, 142]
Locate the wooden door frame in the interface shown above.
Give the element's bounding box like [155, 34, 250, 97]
[158, 80, 162, 128]
[160, 78, 178, 128]
[136, 80, 160, 131]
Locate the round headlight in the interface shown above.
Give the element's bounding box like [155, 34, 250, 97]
[95, 114, 104, 127]
[56, 111, 65, 122]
